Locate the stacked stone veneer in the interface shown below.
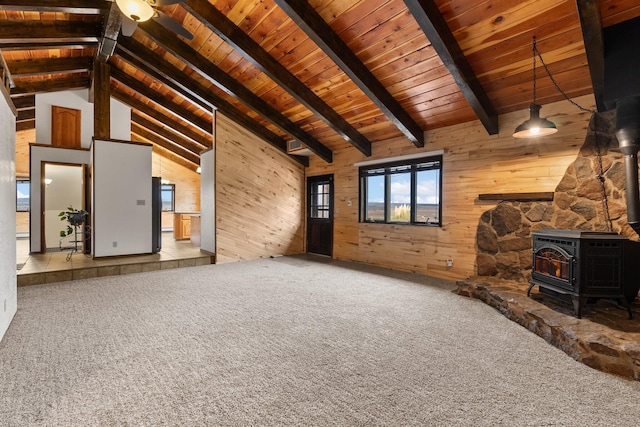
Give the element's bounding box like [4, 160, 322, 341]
[476, 110, 638, 281]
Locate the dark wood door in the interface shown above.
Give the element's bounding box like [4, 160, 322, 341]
[307, 174, 333, 256]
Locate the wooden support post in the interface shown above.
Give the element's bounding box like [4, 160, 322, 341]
[93, 60, 110, 139]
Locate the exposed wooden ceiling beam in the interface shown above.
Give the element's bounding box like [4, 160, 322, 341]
[6, 57, 92, 77]
[115, 84, 306, 166]
[0, 0, 108, 14]
[151, 143, 199, 173]
[116, 36, 333, 163]
[0, 20, 101, 43]
[0, 41, 98, 51]
[112, 87, 205, 166]
[11, 94, 34, 110]
[183, 0, 372, 156]
[576, 0, 605, 112]
[113, 46, 211, 112]
[111, 87, 212, 149]
[274, 0, 424, 148]
[403, 0, 498, 135]
[11, 74, 90, 95]
[110, 66, 213, 134]
[16, 108, 34, 122]
[131, 122, 201, 166]
[132, 111, 207, 155]
[131, 24, 313, 166]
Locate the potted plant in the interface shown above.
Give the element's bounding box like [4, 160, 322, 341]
[59, 205, 87, 238]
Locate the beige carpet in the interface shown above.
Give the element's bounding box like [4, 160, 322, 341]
[1, 254, 639, 426]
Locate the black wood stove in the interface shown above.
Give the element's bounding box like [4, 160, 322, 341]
[528, 229, 640, 318]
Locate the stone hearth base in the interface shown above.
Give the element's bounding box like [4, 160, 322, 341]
[456, 277, 640, 381]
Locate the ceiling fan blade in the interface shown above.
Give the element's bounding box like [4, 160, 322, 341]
[121, 16, 138, 37]
[153, 10, 194, 40]
[154, 0, 186, 6]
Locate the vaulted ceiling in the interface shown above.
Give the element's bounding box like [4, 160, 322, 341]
[2, 0, 639, 171]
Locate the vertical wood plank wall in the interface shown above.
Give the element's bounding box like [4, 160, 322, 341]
[306, 96, 595, 281]
[15, 129, 33, 234]
[215, 114, 305, 263]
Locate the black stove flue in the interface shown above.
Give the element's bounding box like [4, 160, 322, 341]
[528, 229, 640, 318]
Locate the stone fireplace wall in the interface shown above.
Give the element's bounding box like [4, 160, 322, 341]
[476, 110, 638, 281]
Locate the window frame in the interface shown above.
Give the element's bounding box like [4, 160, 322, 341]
[16, 179, 30, 212]
[161, 184, 175, 212]
[359, 155, 442, 226]
[308, 178, 332, 220]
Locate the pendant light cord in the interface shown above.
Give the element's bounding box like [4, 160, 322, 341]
[533, 37, 595, 114]
[532, 37, 537, 105]
[533, 37, 612, 231]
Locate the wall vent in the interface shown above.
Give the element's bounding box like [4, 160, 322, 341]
[287, 140, 313, 156]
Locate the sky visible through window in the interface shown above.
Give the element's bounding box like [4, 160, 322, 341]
[17, 180, 30, 211]
[17, 182, 29, 199]
[161, 185, 174, 211]
[367, 169, 440, 204]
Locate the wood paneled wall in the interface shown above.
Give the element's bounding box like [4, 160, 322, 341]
[16, 212, 29, 234]
[15, 128, 33, 176]
[307, 95, 595, 281]
[152, 149, 201, 229]
[215, 114, 305, 263]
[15, 129, 34, 233]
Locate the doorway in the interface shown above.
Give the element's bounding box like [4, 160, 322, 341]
[41, 163, 85, 252]
[306, 174, 333, 256]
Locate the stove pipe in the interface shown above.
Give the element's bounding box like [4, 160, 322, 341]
[616, 96, 640, 235]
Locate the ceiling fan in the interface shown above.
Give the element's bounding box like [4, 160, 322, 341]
[114, 0, 194, 40]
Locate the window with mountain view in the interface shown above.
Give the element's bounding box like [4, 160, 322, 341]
[359, 155, 441, 226]
[161, 184, 175, 212]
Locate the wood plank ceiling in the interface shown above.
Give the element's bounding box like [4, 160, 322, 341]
[1, 0, 639, 171]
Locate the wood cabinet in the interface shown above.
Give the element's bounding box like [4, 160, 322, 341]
[173, 213, 192, 240]
[51, 105, 81, 148]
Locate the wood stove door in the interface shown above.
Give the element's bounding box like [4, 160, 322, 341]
[531, 245, 575, 292]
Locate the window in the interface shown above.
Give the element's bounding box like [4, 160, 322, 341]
[309, 179, 331, 219]
[359, 155, 441, 226]
[161, 184, 175, 212]
[16, 179, 30, 212]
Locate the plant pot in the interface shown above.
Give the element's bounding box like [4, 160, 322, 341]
[68, 212, 85, 226]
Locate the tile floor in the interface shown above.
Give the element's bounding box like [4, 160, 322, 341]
[16, 232, 214, 286]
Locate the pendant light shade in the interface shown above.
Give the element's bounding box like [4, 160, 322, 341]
[116, 0, 154, 22]
[513, 37, 558, 138]
[513, 103, 557, 138]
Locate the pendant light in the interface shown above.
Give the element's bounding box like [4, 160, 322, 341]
[513, 37, 558, 138]
[115, 0, 155, 22]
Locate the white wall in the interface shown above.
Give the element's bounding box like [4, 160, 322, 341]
[0, 93, 17, 342]
[200, 148, 215, 254]
[29, 146, 91, 252]
[93, 139, 152, 257]
[36, 89, 130, 147]
[30, 89, 132, 253]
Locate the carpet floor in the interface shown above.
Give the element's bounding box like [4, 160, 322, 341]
[1, 254, 639, 426]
